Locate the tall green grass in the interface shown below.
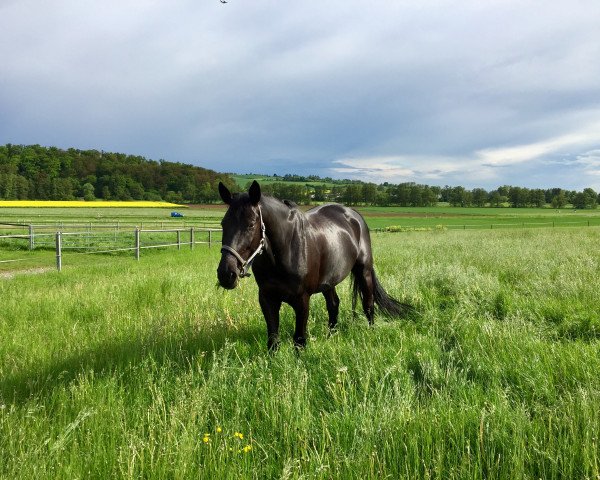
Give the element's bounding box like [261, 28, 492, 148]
[1, 228, 599, 479]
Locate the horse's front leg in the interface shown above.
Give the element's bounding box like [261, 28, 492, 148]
[291, 293, 310, 348]
[259, 289, 282, 351]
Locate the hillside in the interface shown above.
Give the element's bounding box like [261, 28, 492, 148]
[0, 144, 236, 203]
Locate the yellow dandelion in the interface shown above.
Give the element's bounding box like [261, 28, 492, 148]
[202, 436, 210, 444]
[216, 427, 222, 433]
[234, 432, 244, 440]
[243, 445, 252, 453]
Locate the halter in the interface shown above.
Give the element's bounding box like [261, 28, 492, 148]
[220, 206, 266, 278]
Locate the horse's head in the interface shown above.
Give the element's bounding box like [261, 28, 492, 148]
[217, 180, 263, 289]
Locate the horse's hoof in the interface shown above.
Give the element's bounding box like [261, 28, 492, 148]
[267, 338, 280, 353]
[293, 336, 307, 349]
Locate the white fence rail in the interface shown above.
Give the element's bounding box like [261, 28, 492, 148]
[0, 224, 222, 272]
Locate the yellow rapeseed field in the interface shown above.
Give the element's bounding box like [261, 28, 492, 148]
[0, 200, 184, 208]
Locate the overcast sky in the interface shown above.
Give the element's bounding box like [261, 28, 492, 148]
[1, 0, 600, 189]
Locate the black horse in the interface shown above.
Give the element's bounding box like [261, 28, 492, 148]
[217, 181, 411, 350]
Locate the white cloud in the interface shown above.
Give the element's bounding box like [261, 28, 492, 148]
[331, 155, 481, 184]
[475, 120, 600, 167]
[575, 150, 600, 178]
[331, 157, 415, 180]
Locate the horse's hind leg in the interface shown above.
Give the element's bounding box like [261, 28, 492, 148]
[353, 265, 375, 325]
[323, 287, 340, 331]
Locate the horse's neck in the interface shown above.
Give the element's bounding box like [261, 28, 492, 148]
[261, 197, 307, 268]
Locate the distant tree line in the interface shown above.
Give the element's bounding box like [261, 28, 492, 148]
[0, 144, 236, 203]
[1, 144, 598, 208]
[273, 173, 364, 185]
[439, 185, 598, 209]
[252, 180, 599, 209]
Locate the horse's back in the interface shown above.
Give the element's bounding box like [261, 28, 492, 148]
[306, 203, 365, 231]
[305, 203, 373, 288]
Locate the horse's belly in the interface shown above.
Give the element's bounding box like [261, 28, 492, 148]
[316, 244, 357, 289]
[318, 266, 352, 289]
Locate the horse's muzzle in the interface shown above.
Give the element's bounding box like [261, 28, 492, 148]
[217, 256, 239, 289]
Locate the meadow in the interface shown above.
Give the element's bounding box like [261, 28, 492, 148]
[1, 219, 599, 478]
[0, 204, 222, 228]
[2, 203, 600, 232]
[357, 205, 600, 230]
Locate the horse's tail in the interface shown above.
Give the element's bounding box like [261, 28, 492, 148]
[352, 268, 413, 318]
[372, 269, 413, 317]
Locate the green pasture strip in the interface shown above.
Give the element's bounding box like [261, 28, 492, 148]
[4, 204, 600, 230]
[0, 206, 224, 228]
[364, 216, 600, 230]
[1, 229, 599, 479]
[356, 205, 600, 216]
[358, 206, 600, 230]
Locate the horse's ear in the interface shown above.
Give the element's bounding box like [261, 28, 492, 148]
[218, 182, 232, 205]
[249, 180, 261, 205]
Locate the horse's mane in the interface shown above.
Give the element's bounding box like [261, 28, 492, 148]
[261, 195, 300, 213]
[260, 195, 307, 239]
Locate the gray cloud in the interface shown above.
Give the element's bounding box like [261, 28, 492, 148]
[1, 0, 600, 189]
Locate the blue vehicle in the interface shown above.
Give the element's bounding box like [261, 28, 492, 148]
[170, 211, 184, 218]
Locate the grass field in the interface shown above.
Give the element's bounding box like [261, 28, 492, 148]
[1, 225, 599, 479]
[0, 205, 223, 227]
[356, 206, 600, 230]
[2, 204, 600, 232]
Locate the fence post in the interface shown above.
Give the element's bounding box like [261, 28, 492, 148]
[55, 232, 62, 272]
[177, 230, 181, 250]
[190, 228, 195, 250]
[29, 224, 34, 250]
[135, 228, 140, 261]
[208, 229, 212, 248]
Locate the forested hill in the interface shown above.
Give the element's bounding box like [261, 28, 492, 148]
[0, 144, 236, 203]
